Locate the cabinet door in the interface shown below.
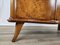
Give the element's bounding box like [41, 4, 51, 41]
[55, 0, 60, 20]
[16, 0, 55, 20]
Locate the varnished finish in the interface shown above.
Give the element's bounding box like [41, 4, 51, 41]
[12, 22, 24, 42]
[10, 0, 16, 18]
[8, 0, 56, 23]
[16, 0, 54, 20]
[8, 18, 58, 24]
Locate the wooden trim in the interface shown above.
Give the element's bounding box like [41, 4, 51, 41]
[8, 18, 58, 24]
[10, 0, 15, 18]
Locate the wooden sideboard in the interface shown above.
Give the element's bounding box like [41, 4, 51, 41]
[8, 0, 60, 42]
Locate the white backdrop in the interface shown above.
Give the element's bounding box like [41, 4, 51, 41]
[0, 0, 58, 26]
[0, 0, 15, 26]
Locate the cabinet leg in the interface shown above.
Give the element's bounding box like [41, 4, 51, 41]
[58, 24, 60, 31]
[12, 22, 24, 42]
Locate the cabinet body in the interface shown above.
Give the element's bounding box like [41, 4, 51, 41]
[16, 0, 54, 20]
[8, 0, 60, 23]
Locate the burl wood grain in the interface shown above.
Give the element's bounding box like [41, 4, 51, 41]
[16, 0, 54, 20]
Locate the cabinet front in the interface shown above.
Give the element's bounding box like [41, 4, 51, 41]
[16, 0, 55, 20]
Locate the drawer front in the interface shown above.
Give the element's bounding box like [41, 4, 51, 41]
[55, 0, 60, 20]
[16, 0, 55, 20]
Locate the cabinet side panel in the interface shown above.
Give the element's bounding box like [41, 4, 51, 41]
[10, 0, 16, 18]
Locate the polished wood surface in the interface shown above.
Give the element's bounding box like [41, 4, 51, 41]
[16, 0, 54, 20]
[9, 0, 60, 23]
[10, 0, 16, 18]
[12, 22, 24, 42]
[8, 18, 58, 24]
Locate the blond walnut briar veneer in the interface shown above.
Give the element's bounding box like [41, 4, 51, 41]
[8, 0, 60, 42]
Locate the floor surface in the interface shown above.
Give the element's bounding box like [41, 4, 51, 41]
[0, 26, 60, 45]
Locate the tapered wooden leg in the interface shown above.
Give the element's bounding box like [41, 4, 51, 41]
[58, 24, 60, 31]
[12, 22, 24, 42]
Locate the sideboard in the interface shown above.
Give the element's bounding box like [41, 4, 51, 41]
[8, 0, 60, 42]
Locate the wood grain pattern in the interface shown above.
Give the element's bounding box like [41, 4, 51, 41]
[10, 0, 16, 18]
[12, 22, 24, 42]
[16, 0, 54, 20]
